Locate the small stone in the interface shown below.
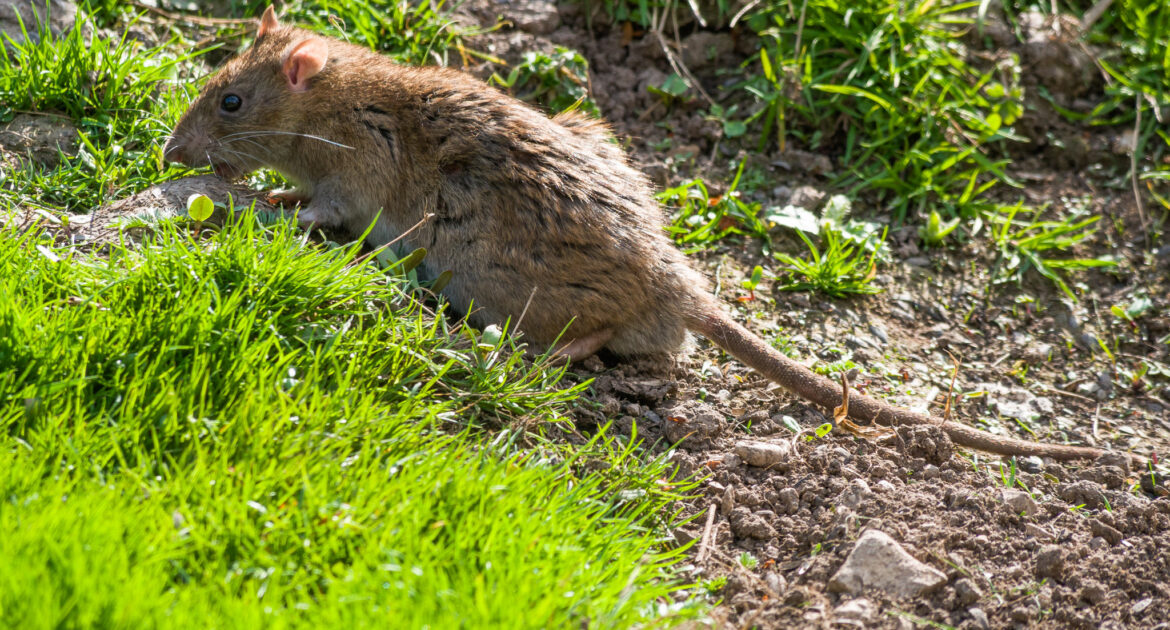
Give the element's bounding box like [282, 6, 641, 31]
[1024, 523, 1054, 541]
[680, 31, 734, 70]
[728, 507, 777, 540]
[734, 440, 791, 468]
[1094, 451, 1131, 472]
[1002, 488, 1040, 517]
[833, 598, 875, 622]
[837, 479, 874, 510]
[789, 185, 825, 210]
[1022, 343, 1053, 365]
[1088, 518, 1123, 545]
[828, 529, 947, 598]
[955, 578, 983, 606]
[868, 324, 889, 344]
[1034, 545, 1066, 581]
[921, 464, 940, 480]
[1088, 536, 1107, 550]
[721, 486, 735, 515]
[662, 401, 726, 444]
[764, 571, 786, 596]
[0, 113, 79, 167]
[1133, 597, 1154, 615]
[968, 607, 990, 630]
[1079, 579, 1107, 604]
[507, 0, 560, 34]
[1140, 471, 1166, 494]
[777, 487, 800, 515]
[1019, 456, 1044, 473]
[1057, 480, 1107, 510]
[673, 528, 698, 545]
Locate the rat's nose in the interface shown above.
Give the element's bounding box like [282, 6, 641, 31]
[162, 137, 188, 165]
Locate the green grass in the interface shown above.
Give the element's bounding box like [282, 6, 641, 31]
[0, 7, 197, 211]
[773, 227, 883, 298]
[734, 0, 1023, 222]
[490, 47, 599, 116]
[0, 213, 703, 628]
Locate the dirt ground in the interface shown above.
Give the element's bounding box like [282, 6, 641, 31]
[454, 2, 1170, 628]
[6, 1, 1168, 628]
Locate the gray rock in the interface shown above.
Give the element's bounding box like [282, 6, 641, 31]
[662, 400, 725, 444]
[1079, 580, 1107, 604]
[680, 31, 734, 70]
[1095, 450, 1131, 472]
[1022, 342, 1052, 365]
[975, 382, 1054, 423]
[729, 507, 777, 540]
[1088, 518, 1123, 545]
[837, 479, 873, 510]
[789, 185, 825, 210]
[777, 487, 800, 515]
[833, 597, 875, 622]
[0, 113, 79, 167]
[1034, 544, 1066, 581]
[1002, 488, 1040, 517]
[1057, 480, 1107, 510]
[507, 0, 560, 35]
[828, 529, 947, 598]
[1019, 456, 1044, 473]
[734, 440, 791, 468]
[968, 607, 990, 630]
[955, 578, 983, 606]
[764, 571, 786, 597]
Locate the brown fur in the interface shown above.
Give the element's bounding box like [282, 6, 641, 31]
[164, 7, 1128, 462]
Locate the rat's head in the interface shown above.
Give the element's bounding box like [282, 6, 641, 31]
[163, 6, 329, 179]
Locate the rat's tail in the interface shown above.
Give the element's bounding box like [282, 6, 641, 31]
[686, 307, 1116, 461]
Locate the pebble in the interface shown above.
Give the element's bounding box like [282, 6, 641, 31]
[828, 529, 947, 598]
[833, 597, 875, 622]
[1002, 488, 1040, 517]
[1133, 597, 1154, 615]
[968, 607, 991, 630]
[955, 578, 983, 606]
[1088, 518, 1123, 545]
[1034, 545, 1066, 580]
[734, 440, 791, 468]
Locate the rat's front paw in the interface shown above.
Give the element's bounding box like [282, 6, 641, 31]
[267, 189, 312, 207]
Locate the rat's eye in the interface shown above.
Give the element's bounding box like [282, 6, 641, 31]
[221, 94, 242, 112]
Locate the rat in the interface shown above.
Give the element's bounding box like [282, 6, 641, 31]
[163, 5, 1121, 462]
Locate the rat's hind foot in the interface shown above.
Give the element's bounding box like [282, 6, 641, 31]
[542, 328, 615, 364]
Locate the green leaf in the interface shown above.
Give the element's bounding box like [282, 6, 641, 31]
[187, 194, 213, 222]
[764, 204, 819, 234]
[659, 73, 690, 97]
[431, 270, 453, 293]
[723, 120, 747, 138]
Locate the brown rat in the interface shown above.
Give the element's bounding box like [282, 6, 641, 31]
[164, 5, 1123, 462]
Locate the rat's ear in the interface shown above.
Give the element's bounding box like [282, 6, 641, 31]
[258, 5, 280, 37]
[281, 38, 328, 92]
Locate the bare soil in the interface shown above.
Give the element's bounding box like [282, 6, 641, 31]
[456, 2, 1170, 628]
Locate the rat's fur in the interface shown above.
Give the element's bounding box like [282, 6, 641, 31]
[165, 6, 1122, 462]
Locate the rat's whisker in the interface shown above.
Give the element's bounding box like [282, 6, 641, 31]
[220, 130, 355, 150]
[223, 137, 273, 157]
[218, 147, 261, 166]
